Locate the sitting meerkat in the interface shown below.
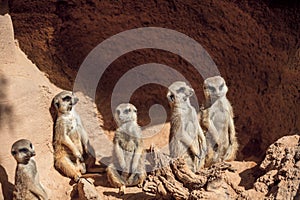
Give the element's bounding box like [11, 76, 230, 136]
[52, 91, 95, 182]
[167, 81, 207, 172]
[201, 76, 238, 167]
[106, 103, 146, 195]
[11, 139, 48, 200]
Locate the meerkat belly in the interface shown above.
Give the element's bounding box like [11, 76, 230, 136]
[210, 107, 229, 147]
[186, 121, 200, 148]
[119, 135, 137, 152]
[68, 119, 82, 140]
[169, 137, 182, 157]
[15, 169, 37, 200]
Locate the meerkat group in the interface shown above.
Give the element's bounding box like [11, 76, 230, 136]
[10, 75, 237, 197]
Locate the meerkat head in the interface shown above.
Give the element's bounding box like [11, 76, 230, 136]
[11, 139, 35, 164]
[167, 81, 194, 105]
[52, 91, 79, 114]
[203, 76, 228, 101]
[114, 103, 138, 126]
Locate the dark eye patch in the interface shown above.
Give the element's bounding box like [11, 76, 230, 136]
[208, 86, 216, 92]
[117, 110, 120, 115]
[30, 143, 33, 149]
[176, 87, 186, 94]
[62, 96, 72, 101]
[11, 151, 17, 155]
[219, 83, 225, 90]
[19, 148, 29, 153]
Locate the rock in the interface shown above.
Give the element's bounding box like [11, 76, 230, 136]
[77, 178, 101, 200]
[254, 135, 300, 199]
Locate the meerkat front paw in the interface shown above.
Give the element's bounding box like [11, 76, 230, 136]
[74, 174, 81, 183]
[137, 182, 144, 188]
[75, 152, 84, 162]
[80, 163, 86, 174]
[119, 185, 126, 195]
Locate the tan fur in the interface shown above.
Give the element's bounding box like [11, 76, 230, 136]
[106, 103, 146, 195]
[52, 91, 94, 182]
[11, 139, 48, 200]
[201, 76, 238, 167]
[167, 81, 207, 172]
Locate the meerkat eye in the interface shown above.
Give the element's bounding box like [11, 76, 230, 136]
[29, 143, 33, 149]
[133, 109, 137, 113]
[219, 83, 225, 90]
[62, 96, 72, 101]
[117, 110, 120, 115]
[11, 150, 17, 155]
[208, 86, 216, 92]
[128, 108, 131, 112]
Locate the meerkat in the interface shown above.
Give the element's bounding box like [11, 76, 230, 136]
[167, 81, 207, 172]
[106, 103, 146, 195]
[201, 76, 238, 167]
[11, 139, 48, 200]
[52, 91, 95, 182]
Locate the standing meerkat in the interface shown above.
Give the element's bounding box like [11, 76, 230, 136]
[201, 76, 238, 166]
[11, 139, 48, 200]
[167, 81, 207, 172]
[107, 103, 146, 195]
[52, 91, 94, 182]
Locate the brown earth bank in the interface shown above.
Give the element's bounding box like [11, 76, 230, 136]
[7, 0, 300, 161]
[0, 0, 299, 199]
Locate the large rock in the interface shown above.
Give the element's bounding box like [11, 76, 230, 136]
[253, 134, 300, 199]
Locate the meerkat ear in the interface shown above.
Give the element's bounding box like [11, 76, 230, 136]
[188, 87, 195, 97]
[11, 150, 16, 156]
[167, 91, 175, 102]
[72, 97, 79, 105]
[53, 99, 59, 109]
